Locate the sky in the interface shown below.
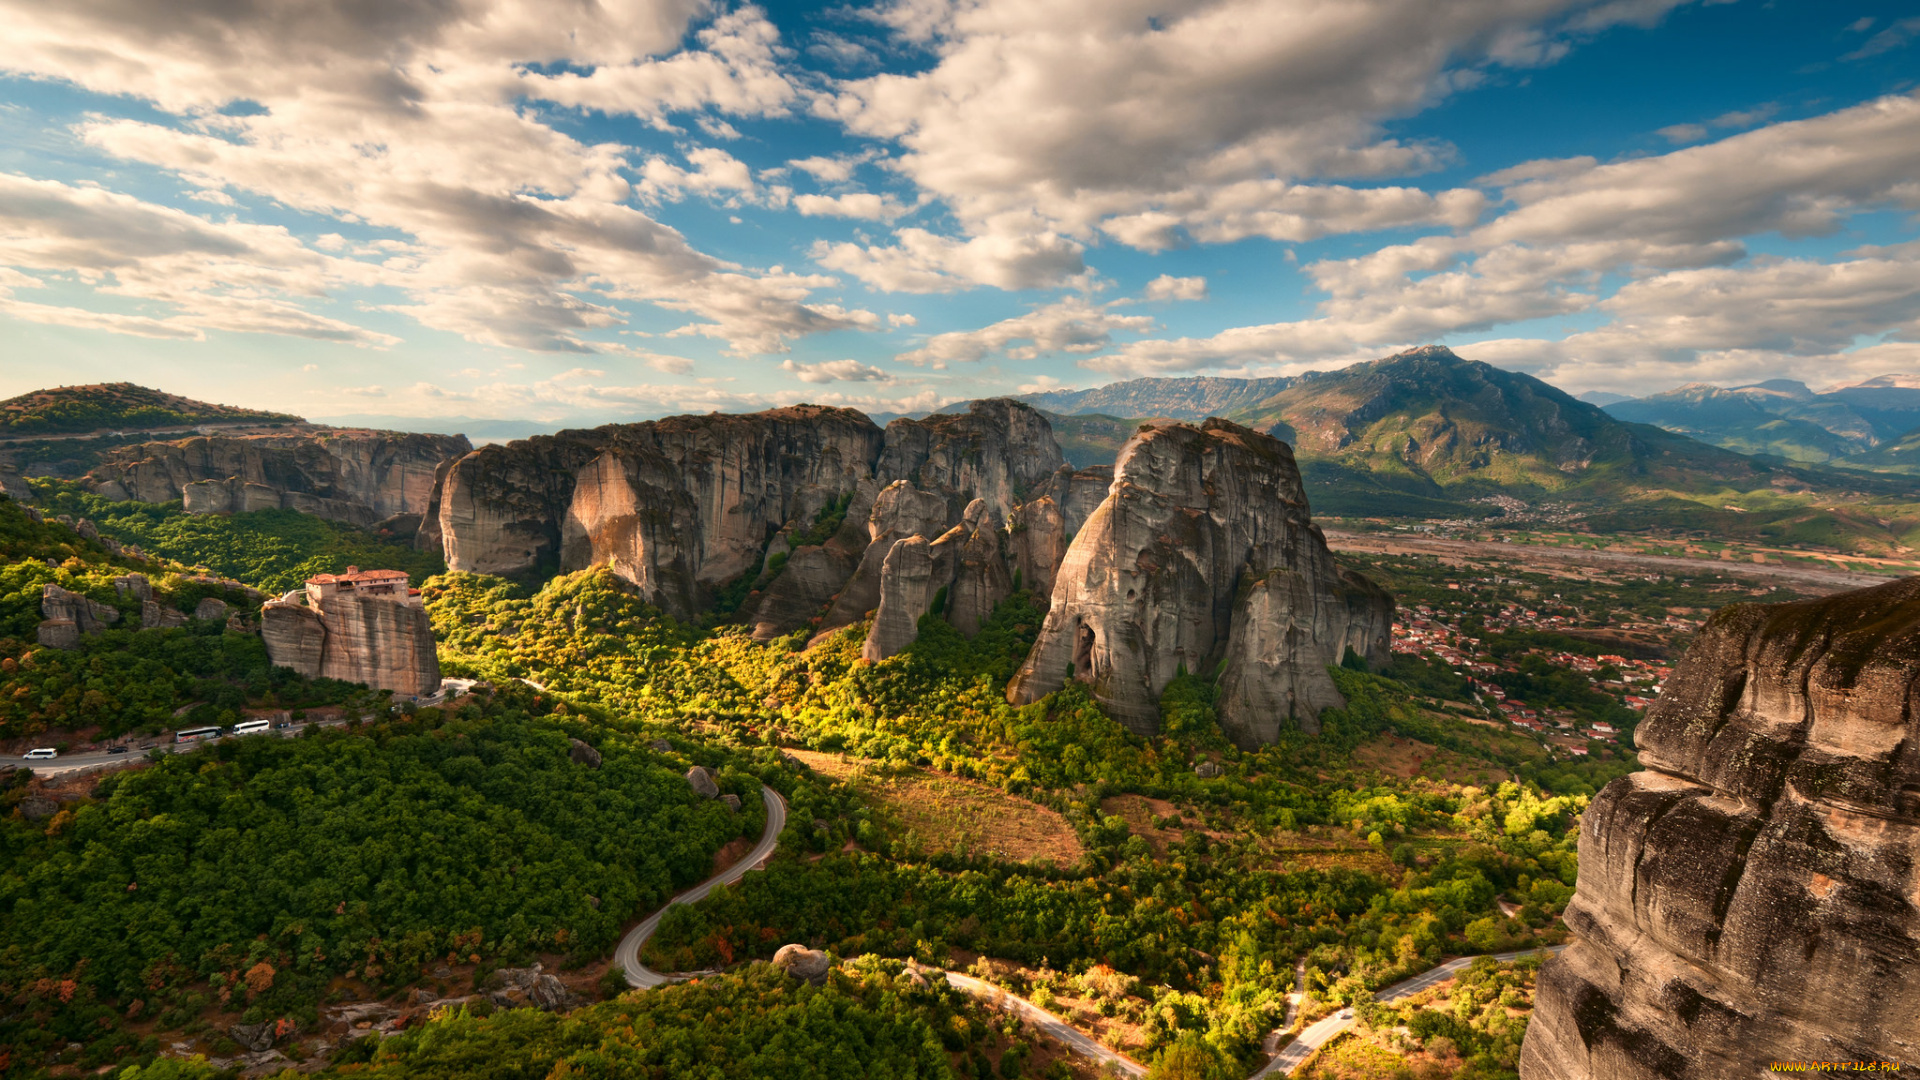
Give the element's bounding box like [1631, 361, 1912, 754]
[0, 0, 1917, 431]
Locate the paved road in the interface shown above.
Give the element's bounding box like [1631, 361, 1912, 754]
[1324, 530, 1896, 592]
[1, 714, 384, 777]
[946, 972, 1148, 1078]
[1263, 946, 1568, 1076]
[614, 784, 787, 988]
[1250, 958, 1310, 1079]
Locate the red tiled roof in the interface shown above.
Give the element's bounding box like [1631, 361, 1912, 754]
[307, 567, 410, 585]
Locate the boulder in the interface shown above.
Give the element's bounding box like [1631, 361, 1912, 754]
[567, 738, 602, 769]
[1521, 578, 1920, 1080]
[37, 584, 119, 649]
[721, 793, 742, 812]
[228, 1022, 274, 1053]
[74, 518, 100, 542]
[686, 766, 720, 799]
[194, 597, 230, 621]
[20, 795, 58, 820]
[483, 964, 573, 1011]
[771, 944, 831, 985]
[1194, 760, 1223, 778]
[112, 574, 152, 603]
[141, 600, 189, 630]
[647, 738, 673, 753]
[1006, 419, 1390, 739]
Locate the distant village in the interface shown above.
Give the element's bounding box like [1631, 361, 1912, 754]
[1390, 597, 1673, 757]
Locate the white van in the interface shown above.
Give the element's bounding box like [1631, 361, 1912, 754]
[23, 747, 57, 760]
[231, 719, 272, 737]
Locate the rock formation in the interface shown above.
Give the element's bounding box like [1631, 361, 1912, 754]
[260, 574, 439, 696]
[772, 944, 830, 985]
[1005, 419, 1391, 739]
[686, 766, 720, 799]
[1522, 578, 1920, 1080]
[36, 584, 119, 649]
[88, 430, 472, 527]
[422, 400, 1064, 635]
[1007, 464, 1112, 598]
[567, 738, 602, 769]
[875, 399, 1066, 522]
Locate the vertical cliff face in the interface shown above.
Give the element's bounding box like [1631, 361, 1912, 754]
[1007, 464, 1113, 598]
[261, 590, 440, 697]
[88, 430, 472, 526]
[1005, 419, 1391, 738]
[877, 399, 1067, 521]
[424, 399, 1065, 632]
[1522, 579, 1920, 1080]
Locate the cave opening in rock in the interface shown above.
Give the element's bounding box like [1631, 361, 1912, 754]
[1074, 621, 1096, 681]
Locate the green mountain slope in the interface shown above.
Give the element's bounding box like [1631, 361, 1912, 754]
[0, 382, 299, 438]
[1213, 346, 1920, 553]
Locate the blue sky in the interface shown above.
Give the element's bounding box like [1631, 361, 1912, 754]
[0, 0, 1916, 431]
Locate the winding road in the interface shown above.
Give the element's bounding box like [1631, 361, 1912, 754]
[615, 784, 787, 988]
[1263, 945, 1568, 1076]
[610, 781, 1563, 1077]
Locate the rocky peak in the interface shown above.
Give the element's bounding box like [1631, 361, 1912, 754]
[877, 399, 1065, 522]
[1005, 418, 1391, 738]
[1522, 578, 1920, 1079]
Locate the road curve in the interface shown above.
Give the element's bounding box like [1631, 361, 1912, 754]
[945, 971, 1148, 1077]
[602, 784, 1560, 1077]
[614, 784, 788, 988]
[1263, 945, 1568, 1076]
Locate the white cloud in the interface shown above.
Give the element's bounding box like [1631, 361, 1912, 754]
[0, 0, 873, 356]
[1141, 274, 1208, 302]
[825, 0, 1680, 251]
[0, 173, 396, 345]
[813, 227, 1087, 293]
[1087, 92, 1920, 380]
[780, 358, 896, 383]
[897, 297, 1154, 367]
[792, 191, 912, 221]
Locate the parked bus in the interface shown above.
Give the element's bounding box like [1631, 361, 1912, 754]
[174, 726, 222, 744]
[231, 719, 271, 736]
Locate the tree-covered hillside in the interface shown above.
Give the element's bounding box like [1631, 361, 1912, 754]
[29, 480, 444, 594]
[0, 384, 299, 438]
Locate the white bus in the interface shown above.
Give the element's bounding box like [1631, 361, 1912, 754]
[174, 726, 222, 744]
[231, 719, 272, 737]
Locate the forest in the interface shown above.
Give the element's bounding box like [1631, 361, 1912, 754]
[0, 699, 762, 1074]
[0, 493, 1645, 1080]
[28, 481, 444, 594]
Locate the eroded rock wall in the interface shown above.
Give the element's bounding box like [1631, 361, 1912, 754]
[261, 592, 440, 697]
[425, 400, 1066, 631]
[1521, 579, 1920, 1080]
[88, 430, 472, 526]
[1005, 419, 1390, 738]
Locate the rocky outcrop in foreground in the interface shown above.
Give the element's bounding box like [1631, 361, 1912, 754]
[88, 429, 471, 527]
[1005, 419, 1391, 740]
[1522, 579, 1920, 1080]
[261, 587, 439, 697]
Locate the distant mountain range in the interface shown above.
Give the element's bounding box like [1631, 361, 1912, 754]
[1599, 377, 1920, 468]
[938, 347, 1920, 553]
